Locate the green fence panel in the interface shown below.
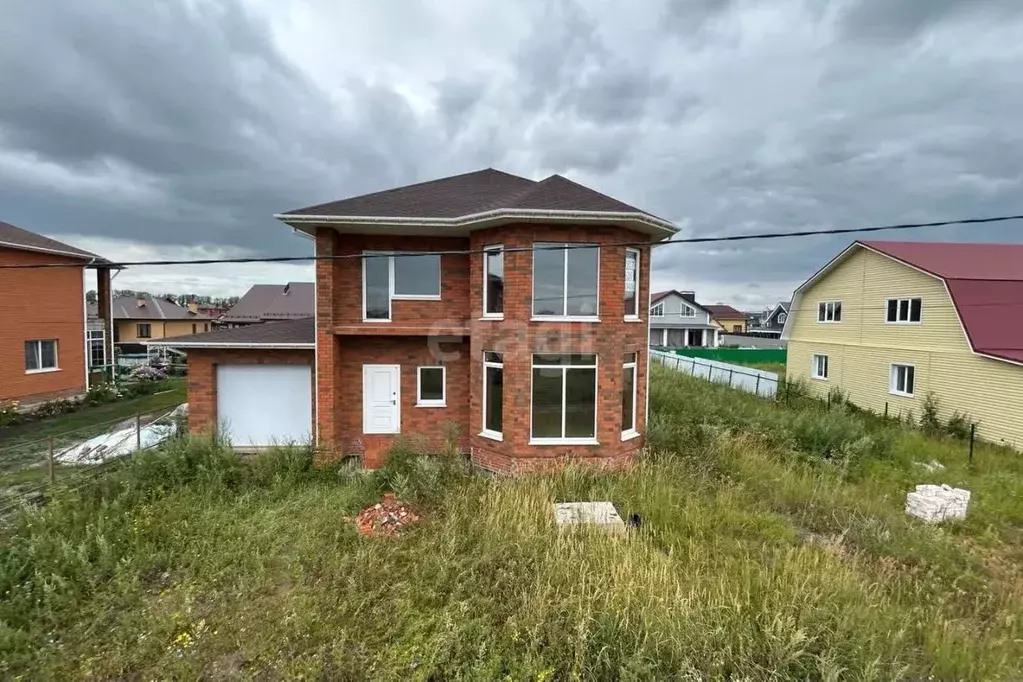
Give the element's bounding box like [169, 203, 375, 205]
[673, 347, 787, 364]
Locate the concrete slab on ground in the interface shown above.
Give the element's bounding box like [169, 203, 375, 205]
[554, 501, 626, 532]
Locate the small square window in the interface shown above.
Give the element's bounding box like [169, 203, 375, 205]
[137, 323, 152, 338]
[25, 339, 59, 372]
[886, 298, 922, 323]
[416, 366, 445, 406]
[811, 354, 829, 380]
[890, 364, 916, 397]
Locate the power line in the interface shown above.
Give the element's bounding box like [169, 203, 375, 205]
[1, 213, 1021, 270]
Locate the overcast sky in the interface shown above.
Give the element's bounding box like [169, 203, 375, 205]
[3, 0, 1022, 307]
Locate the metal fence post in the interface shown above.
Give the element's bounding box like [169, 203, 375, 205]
[136, 413, 142, 450]
[755, 374, 761, 396]
[728, 368, 734, 387]
[48, 436, 55, 484]
[969, 423, 976, 463]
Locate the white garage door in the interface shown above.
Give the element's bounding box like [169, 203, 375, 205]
[216, 364, 312, 447]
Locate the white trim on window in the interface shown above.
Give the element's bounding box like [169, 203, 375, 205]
[482, 244, 504, 319]
[363, 252, 442, 320]
[811, 353, 829, 380]
[529, 353, 599, 445]
[817, 300, 842, 323]
[621, 352, 638, 439]
[680, 302, 696, 318]
[624, 248, 640, 321]
[416, 366, 446, 407]
[777, 312, 787, 324]
[531, 243, 600, 321]
[889, 363, 916, 397]
[25, 339, 59, 374]
[481, 351, 504, 439]
[651, 302, 664, 317]
[885, 297, 922, 324]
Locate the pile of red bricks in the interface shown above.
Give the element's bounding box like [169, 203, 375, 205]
[350, 492, 420, 537]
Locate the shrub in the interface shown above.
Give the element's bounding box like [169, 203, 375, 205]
[946, 412, 974, 440]
[0, 399, 22, 428]
[132, 364, 168, 381]
[920, 393, 943, 436]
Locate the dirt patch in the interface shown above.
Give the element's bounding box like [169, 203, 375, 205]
[348, 493, 420, 538]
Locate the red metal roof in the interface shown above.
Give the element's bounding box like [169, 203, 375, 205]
[860, 241, 1023, 364]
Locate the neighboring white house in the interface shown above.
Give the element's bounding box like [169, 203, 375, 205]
[649, 290, 721, 347]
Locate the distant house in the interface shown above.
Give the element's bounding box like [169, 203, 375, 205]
[220, 282, 314, 327]
[783, 240, 1023, 449]
[89, 295, 212, 355]
[751, 302, 789, 336]
[0, 221, 114, 406]
[706, 304, 747, 334]
[649, 290, 720, 347]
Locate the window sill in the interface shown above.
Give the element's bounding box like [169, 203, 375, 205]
[889, 390, 915, 398]
[885, 321, 922, 326]
[528, 438, 600, 446]
[479, 430, 503, 442]
[479, 314, 504, 321]
[25, 367, 61, 375]
[416, 401, 446, 408]
[816, 321, 842, 324]
[621, 430, 641, 442]
[362, 319, 392, 323]
[392, 295, 441, 301]
[624, 316, 643, 323]
[811, 376, 828, 381]
[530, 317, 601, 323]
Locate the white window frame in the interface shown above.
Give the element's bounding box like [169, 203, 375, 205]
[680, 302, 696, 318]
[624, 248, 640, 321]
[482, 244, 504, 319]
[777, 312, 787, 324]
[622, 352, 639, 440]
[529, 354, 599, 445]
[811, 354, 829, 380]
[87, 329, 105, 369]
[416, 366, 446, 407]
[362, 251, 442, 321]
[889, 363, 916, 397]
[885, 297, 922, 324]
[25, 339, 59, 374]
[481, 351, 504, 441]
[817, 301, 842, 323]
[531, 243, 600, 322]
[651, 302, 664, 317]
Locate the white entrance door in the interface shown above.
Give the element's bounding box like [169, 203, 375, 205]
[217, 364, 312, 447]
[363, 364, 400, 434]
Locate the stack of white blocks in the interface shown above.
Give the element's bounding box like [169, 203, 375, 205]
[905, 484, 971, 523]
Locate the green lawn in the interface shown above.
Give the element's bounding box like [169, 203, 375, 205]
[734, 360, 787, 376]
[0, 379, 186, 488]
[0, 369, 1020, 679]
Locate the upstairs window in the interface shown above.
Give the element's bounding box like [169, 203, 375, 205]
[25, 340, 58, 372]
[364, 253, 442, 321]
[818, 301, 842, 323]
[532, 244, 599, 319]
[778, 312, 787, 324]
[680, 302, 696, 318]
[886, 298, 922, 323]
[624, 249, 640, 319]
[483, 245, 504, 317]
[651, 302, 664, 317]
[137, 323, 152, 339]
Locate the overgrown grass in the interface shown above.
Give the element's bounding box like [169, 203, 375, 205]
[0, 370, 1020, 679]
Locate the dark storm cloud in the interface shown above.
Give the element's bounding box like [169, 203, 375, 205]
[837, 0, 1023, 42]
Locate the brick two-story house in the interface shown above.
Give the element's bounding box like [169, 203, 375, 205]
[153, 169, 677, 472]
[0, 221, 114, 406]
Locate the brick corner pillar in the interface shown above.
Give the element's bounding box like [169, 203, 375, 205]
[314, 228, 342, 465]
[95, 266, 114, 371]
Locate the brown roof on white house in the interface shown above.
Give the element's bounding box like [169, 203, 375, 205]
[277, 168, 674, 232]
[221, 282, 314, 323]
[149, 317, 314, 348]
[0, 220, 107, 262]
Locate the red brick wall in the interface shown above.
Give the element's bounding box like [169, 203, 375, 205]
[317, 335, 471, 468]
[313, 223, 653, 472]
[185, 348, 315, 437]
[0, 247, 87, 405]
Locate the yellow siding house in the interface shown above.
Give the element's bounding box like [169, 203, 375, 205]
[782, 240, 1023, 450]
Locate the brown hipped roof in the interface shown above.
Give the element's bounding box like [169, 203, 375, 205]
[705, 304, 745, 318]
[221, 282, 314, 323]
[0, 220, 107, 262]
[149, 318, 314, 348]
[277, 168, 675, 235]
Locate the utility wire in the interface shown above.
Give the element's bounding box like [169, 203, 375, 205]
[1, 213, 1021, 269]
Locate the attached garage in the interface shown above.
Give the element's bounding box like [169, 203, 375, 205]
[147, 318, 316, 448]
[216, 364, 312, 447]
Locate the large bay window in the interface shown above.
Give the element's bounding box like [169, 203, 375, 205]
[532, 244, 599, 319]
[622, 352, 638, 439]
[482, 352, 503, 440]
[483, 245, 504, 317]
[624, 248, 640, 319]
[531, 354, 597, 443]
[364, 253, 442, 320]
